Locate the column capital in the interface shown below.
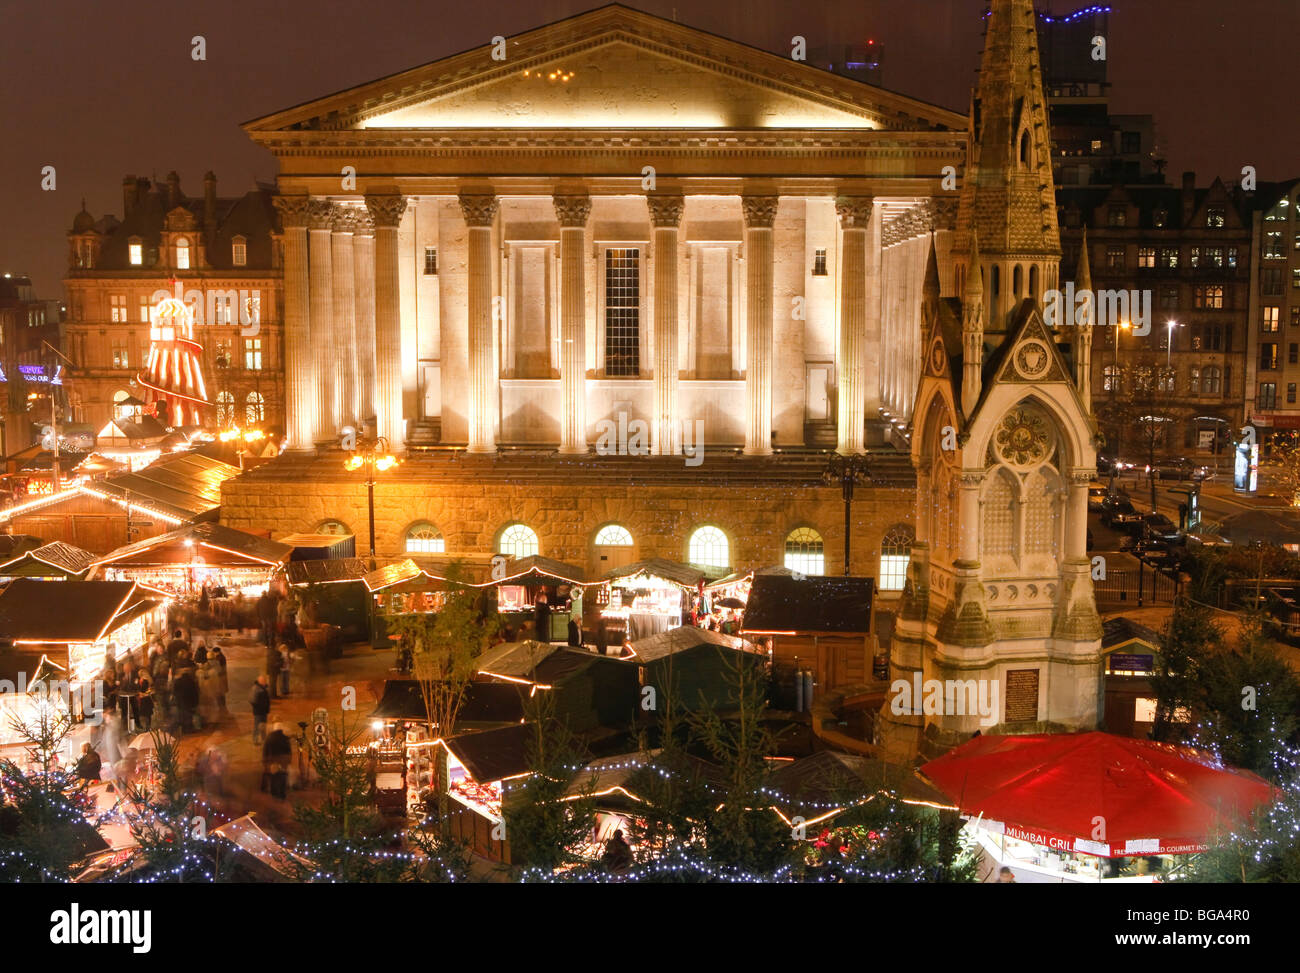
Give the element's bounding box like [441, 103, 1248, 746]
[647, 194, 685, 228]
[353, 210, 375, 236]
[273, 195, 312, 228]
[366, 195, 408, 228]
[928, 197, 959, 232]
[332, 207, 361, 234]
[741, 195, 779, 229]
[458, 194, 498, 227]
[307, 198, 337, 230]
[835, 196, 874, 228]
[553, 194, 592, 228]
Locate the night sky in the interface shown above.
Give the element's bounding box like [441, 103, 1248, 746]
[2, 0, 1296, 299]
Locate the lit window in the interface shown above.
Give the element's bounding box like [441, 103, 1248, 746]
[245, 391, 264, 424]
[498, 523, 539, 558]
[128, 239, 143, 266]
[109, 294, 127, 322]
[1264, 307, 1281, 332]
[232, 237, 247, 267]
[1137, 247, 1155, 269]
[244, 337, 262, 370]
[879, 525, 915, 592]
[594, 524, 633, 547]
[175, 237, 190, 270]
[688, 526, 728, 570]
[111, 340, 129, 369]
[1206, 207, 1225, 228]
[216, 391, 235, 426]
[604, 248, 640, 377]
[139, 295, 151, 322]
[405, 523, 445, 554]
[317, 520, 350, 536]
[784, 527, 824, 576]
[1260, 382, 1278, 410]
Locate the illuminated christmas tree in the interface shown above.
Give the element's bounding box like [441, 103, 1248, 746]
[137, 292, 210, 428]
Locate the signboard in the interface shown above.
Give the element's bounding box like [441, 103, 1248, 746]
[1107, 653, 1154, 674]
[1004, 668, 1040, 724]
[1198, 429, 1216, 449]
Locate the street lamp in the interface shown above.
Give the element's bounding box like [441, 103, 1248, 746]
[344, 435, 399, 570]
[1165, 319, 1180, 368]
[1107, 319, 1132, 491]
[822, 453, 872, 576]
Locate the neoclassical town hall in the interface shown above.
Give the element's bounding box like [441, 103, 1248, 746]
[223, 1, 1101, 740]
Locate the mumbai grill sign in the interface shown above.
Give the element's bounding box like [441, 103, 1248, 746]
[978, 818, 1208, 857]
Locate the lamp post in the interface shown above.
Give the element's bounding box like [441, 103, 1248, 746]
[822, 453, 872, 576]
[1107, 319, 1132, 492]
[1165, 319, 1180, 368]
[344, 435, 398, 570]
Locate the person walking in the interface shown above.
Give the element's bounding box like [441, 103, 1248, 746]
[136, 676, 154, 731]
[172, 651, 199, 734]
[209, 647, 229, 717]
[117, 663, 140, 732]
[166, 628, 189, 665]
[277, 644, 291, 697]
[265, 643, 285, 699]
[534, 592, 551, 643]
[74, 743, 102, 782]
[262, 724, 293, 800]
[249, 675, 271, 743]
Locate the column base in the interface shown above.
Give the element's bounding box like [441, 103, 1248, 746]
[743, 445, 773, 457]
[558, 444, 589, 455]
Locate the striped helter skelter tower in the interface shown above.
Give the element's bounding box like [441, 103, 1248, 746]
[137, 294, 211, 427]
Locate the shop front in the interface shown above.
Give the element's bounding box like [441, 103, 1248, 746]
[91, 522, 292, 597]
[597, 558, 718, 647]
[486, 556, 587, 644]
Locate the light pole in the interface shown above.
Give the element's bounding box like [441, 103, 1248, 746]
[1107, 319, 1132, 492]
[822, 453, 872, 576]
[344, 435, 398, 570]
[1165, 319, 1180, 368]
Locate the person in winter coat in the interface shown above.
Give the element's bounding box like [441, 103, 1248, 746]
[249, 675, 271, 743]
[136, 677, 154, 731]
[166, 629, 189, 665]
[266, 643, 285, 699]
[209, 647, 229, 715]
[171, 654, 200, 733]
[262, 724, 293, 799]
[74, 743, 102, 782]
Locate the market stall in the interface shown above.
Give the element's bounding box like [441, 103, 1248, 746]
[433, 723, 535, 864]
[91, 522, 292, 597]
[597, 558, 718, 646]
[484, 555, 588, 643]
[921, 731, 1276, 883]
[0, 579, 166, 753]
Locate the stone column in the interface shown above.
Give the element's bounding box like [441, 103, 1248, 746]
[353, 211, 377, 427]
[459, 194, 499, 453]
[742, 196, 778, 456]
[554, 195, 592, 454]
[836, 196, 872, 455]
[307, 199, 337, 444]
[331, 209, 358, 429]
[272, 196, 315, 451]
[648, 194, 684, 455]
[365, 195, 408, 451]
[959, 470, 982, 562]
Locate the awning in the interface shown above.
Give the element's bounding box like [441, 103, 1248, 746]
[921, 732, 1274, 856]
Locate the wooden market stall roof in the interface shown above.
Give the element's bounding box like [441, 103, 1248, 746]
[0, 578, 150, 644]
[0, 541, 96, 578]
[0, 648, 66, 687]
[563, 751, 729, 803]
[440, 723, 537, 784]
[475, 640, 562, 682]
[370, 679, 527, 726]
[92, 522, 293, 570]
[764, 751, 956, 822]
[625, 626, 753, 662]
[84, 452, 240, 521]
[741, 574, 874, 636]
[489, 555, 588, 587]
[603, 557, 727, 589]
[284, 557, 371, 586]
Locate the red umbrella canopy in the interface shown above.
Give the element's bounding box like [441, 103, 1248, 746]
[921, 732, 1274, 855]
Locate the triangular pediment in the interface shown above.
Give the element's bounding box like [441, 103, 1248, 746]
[244, 5, 965, 134]
[993, 304, 1071, 386]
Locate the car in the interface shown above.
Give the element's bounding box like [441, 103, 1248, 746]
[1140, 512, 1182, 544]
[1087, 485, 1109, 512]
[1100, 496, 1143, 528]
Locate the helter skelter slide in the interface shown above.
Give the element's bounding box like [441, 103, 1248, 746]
[137, 293, 211, 428]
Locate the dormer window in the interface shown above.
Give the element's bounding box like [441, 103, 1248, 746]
[232, 236, 247, 267]
[175, 237, 191, 270]
[128, 238, 143, 266]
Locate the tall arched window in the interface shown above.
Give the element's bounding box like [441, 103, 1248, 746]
[1188, 367, 1201, 395]
[317, 520, 350, 536]
[1203, 365, 1222, 394]
[878, 525, 914, 591]
[1102, 365, 1120, 393]
[1019, 130, 1030, 165]
[498, 523, 539, 558]
[175, 237, 190, 270]
[1013, 264, 1023, 297]
[405, 522, 445, 554]
[216, 391, 235, 427]
[688, 526, 729, 570]
[245, 391, 265, 424]
[784, 527, 824, 576]
[1029, 265, 1040, 299]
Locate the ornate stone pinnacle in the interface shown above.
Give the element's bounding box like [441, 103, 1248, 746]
[366, 195, 408, 228]
[835, 196, 873, 228]
[457, 194, 498, 227]
[306, 198, 337, 230]
[553, 195, 592, 228]
[272, 195, 313, 228]
[741, 196, 779, 228]
[646, 194, 684, 228]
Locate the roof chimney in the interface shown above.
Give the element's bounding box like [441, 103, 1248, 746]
[1181, 171, 1196, 224]
[166, 171, 182, 210]
[203, 171, 217, 228]
[123, 175, 138, 218]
